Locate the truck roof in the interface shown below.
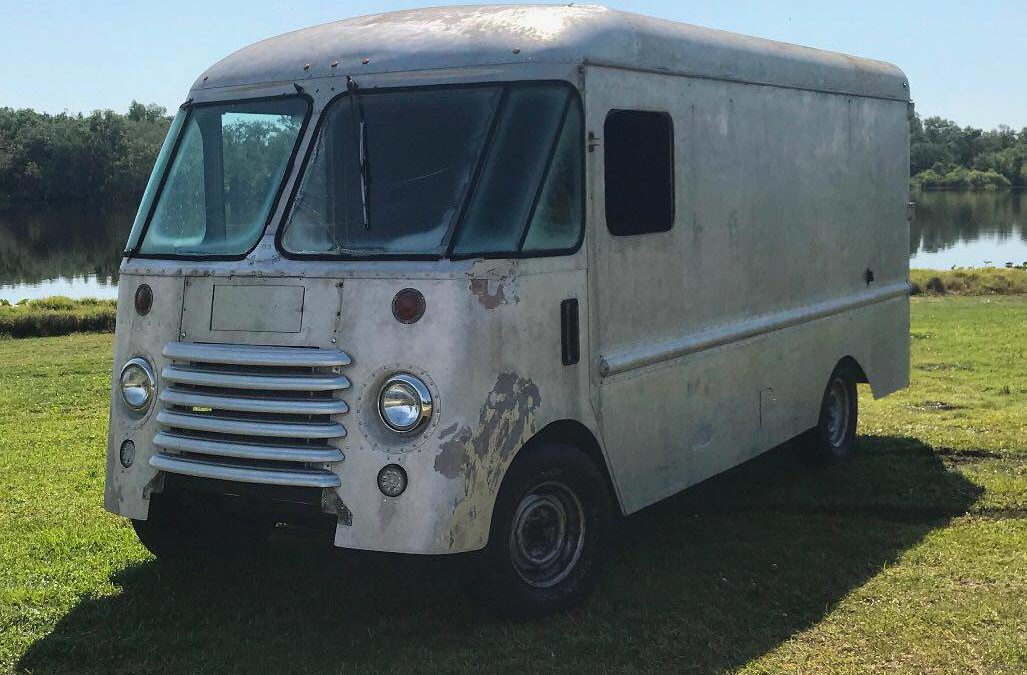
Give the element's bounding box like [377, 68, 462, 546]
[194, 4, 909, 101]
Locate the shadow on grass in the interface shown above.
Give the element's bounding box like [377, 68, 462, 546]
[19, 435, 981, 674]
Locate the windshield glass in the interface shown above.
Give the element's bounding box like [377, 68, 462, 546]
[281, 82, 582, 258]
[133, 97, 308, 257]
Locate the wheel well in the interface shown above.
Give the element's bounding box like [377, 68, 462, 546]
[837, 355, 869, 384]
[517, 419, 623, 515]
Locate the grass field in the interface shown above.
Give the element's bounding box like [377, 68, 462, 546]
[1, 297, 1025, 674]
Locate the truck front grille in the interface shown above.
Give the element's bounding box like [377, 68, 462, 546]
[150, 342, 350, 488]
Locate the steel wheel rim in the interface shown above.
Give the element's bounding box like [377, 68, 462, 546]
[824, 377, 851, 448]
[509, 481, 585, 588]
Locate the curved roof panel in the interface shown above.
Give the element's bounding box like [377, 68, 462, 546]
[195, 5, 909, 101]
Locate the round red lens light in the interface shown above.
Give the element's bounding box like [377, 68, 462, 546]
[134, 284, 153, 316]
[392, 288, 425, 324]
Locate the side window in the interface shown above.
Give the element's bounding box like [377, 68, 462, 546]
[603, 110, 674, 236]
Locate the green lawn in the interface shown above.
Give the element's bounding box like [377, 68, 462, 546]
[1, 297, 1025, 674]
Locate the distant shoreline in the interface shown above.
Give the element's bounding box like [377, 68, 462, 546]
[3, 268, 1025, 339]
[913, 185, 1026, 193]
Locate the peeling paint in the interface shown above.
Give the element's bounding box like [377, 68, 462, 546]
[435, 427, 474, 479]
[468, 260, 520, 309]
[469, 277, 514, 309]
[433, 372, 542, 549]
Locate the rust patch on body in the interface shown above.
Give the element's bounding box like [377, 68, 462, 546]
[467, 260, 519, 309]
[469, 278, 511, 309]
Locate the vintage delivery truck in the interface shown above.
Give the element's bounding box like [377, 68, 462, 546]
[105, 5, 911, 616]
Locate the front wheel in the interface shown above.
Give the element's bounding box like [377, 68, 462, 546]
[466, 444, 613, 618]
[798, 363, 859, 463]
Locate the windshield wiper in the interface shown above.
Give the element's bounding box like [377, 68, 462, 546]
[346, 76, 371, 230]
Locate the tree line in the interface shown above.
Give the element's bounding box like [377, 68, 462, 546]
[0, 102, 171, 206]
[2, 103, 1025, 205]
[911, 114, 1027, 190]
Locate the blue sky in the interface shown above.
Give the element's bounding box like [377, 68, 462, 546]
[1, 0, 1023, 130]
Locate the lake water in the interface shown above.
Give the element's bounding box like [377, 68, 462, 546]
[1, 191, 1024, 301]
[0, 204, 132, 302]
[910, 190, 1027, 269]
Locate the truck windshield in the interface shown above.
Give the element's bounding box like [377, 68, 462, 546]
[281, 81, 583, 258]
[131, 97, 308, 257]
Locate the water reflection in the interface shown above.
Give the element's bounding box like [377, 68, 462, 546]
[0, 204, 132, 300]
[910, 190, 1027, 268]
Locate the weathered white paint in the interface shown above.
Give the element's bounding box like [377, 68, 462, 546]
[105, 6, 910, 554]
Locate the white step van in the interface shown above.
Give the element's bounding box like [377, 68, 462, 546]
[105, 5, 911, 616]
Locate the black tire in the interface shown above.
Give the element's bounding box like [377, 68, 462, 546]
[798, 362, 859, 463]
[132, 492, 272, 560]
[465, 444, 614, 619]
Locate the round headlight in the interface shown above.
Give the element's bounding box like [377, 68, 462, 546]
[378, 373, 433, 433]
[120, 358, 156, 412]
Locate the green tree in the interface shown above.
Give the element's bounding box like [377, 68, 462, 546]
[0, 102, 170, 206]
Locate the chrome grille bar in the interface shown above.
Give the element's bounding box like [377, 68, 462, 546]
[159, 389, 349, 416]
[153, 431, 344, 463]
[164, 342, 351, 368]
[157, 410, 346, 439]
[150, 453, 341, 488]
[162, 365, 350, 392]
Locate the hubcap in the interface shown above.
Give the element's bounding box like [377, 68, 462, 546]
[509, 481, 585, 588]
[824, 377, 851, 448]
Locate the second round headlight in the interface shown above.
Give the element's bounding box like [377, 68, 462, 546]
[120, 357, 156, 412]
[378, 373, 433, 433]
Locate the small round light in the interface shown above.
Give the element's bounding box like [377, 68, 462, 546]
[377, 464, 407, 497]
[120, 358, 156, 412]
[119, 440, 136, 468]
[378, 373, 433, 433]
[134, 284, 153, 315]
[392, 288, 425, 324]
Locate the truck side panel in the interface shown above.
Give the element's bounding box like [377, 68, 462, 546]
[586, 66, 910, 513]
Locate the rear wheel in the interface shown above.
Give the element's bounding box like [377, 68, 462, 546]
[466, 444, 613, 618]
[799, 363, 859, 463]
[132, 492, 272, 560]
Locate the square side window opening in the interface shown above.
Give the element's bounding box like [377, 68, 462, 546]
[604, 110, 674, 236]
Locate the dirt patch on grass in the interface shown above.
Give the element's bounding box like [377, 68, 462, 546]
[915, 361, 974, 372]
[907, 400, 965, 411]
